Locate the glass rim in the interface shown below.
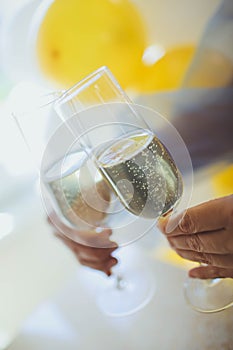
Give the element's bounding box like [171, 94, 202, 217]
[54, 65, 131, 111]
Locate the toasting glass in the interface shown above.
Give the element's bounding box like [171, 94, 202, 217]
[52, 66, 192, 315]
[11, 81, 157, 317]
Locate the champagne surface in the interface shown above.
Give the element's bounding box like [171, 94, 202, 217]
[97, 131, 183, 218]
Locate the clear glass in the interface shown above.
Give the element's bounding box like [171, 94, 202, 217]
[184, 266, 233, 313]
[12, 80, 157, 317]
[54, 67, 186, 227]
[52, 66, 192, 316]
[10, 82, 63, 171]
[40, 119, 156, 316]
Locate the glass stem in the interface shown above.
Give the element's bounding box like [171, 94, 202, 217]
[114, 273, 126, 290]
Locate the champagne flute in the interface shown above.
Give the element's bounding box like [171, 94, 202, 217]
[11, 80, 158, 317]
[184, 265, 233, 313]
[53, 66, 193, 316]
[54, 67, 188, 226]
[41, 123, 161, 316]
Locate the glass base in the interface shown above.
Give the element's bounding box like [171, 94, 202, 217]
[184, 277, 233, 313]
[97, 268, 155, 317]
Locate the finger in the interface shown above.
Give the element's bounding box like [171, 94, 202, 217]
[158, 196, 233, 236]
[49, 211, 113, 241]
[56, 231, 117, 255]
[175, 249, 233, 268]
[79, 257, 118, 275]
[189, 266, 233, 279]
[55, 232, 117, 260]
[48, 211, 69, 231]
[50, 212, 117, 248]
[168, 229, 233, 254]
[78, 230, 117, 248]
[77, 247, 117, 262]
[54, 232, 78, 252]
[48, 210, 98, 234]
[55, 225, 115, 247]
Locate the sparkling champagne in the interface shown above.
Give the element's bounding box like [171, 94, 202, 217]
[44, 151, 112, 229]
[97, 131, 183, 219]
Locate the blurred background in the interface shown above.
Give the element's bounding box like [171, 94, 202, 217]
[0, 0, 232, 349]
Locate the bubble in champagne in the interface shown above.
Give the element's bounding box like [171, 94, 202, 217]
[97, 130, 183, 219]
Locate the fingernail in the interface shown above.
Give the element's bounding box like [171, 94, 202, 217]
[188, 269, 199, 278]
[110, 258, 118, 267]
[162, 208, 173, 218]
[165, 211, 185, 234]
[106, 258, 118, 277]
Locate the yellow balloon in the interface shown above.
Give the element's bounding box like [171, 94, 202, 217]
[37, 0, 147, 89]
[130, 45, 196, 93]
[212, 165, 233, 198]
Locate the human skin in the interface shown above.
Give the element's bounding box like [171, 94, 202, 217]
[48, 212, 118, 276]
[158, 195, 233, 279]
